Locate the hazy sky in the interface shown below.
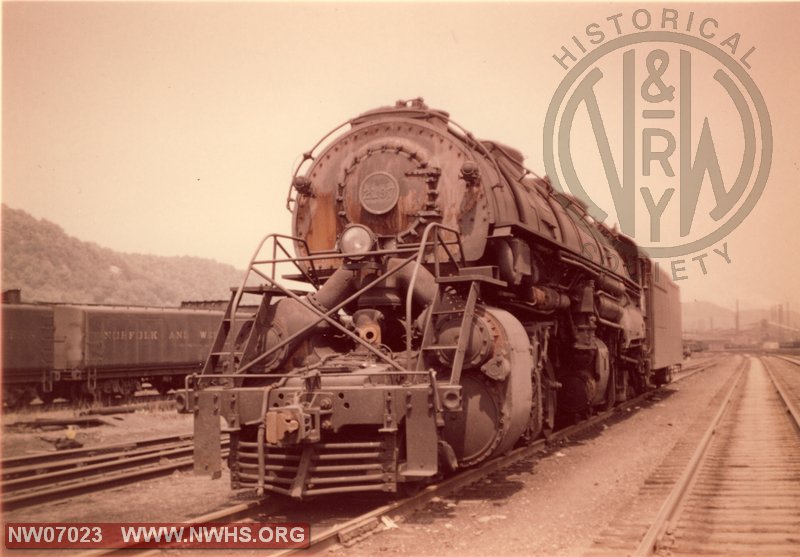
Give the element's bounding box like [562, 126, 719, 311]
[3, 2, 799, 313]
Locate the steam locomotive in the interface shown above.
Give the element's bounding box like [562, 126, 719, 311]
[182, 99, 682, 498]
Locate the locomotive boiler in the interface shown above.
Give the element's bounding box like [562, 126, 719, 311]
[182, 99, 682, 498]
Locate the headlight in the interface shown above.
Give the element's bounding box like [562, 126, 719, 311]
[338, 224, 375, 259]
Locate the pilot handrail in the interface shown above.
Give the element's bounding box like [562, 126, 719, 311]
[231, 254, 419, 378]
[404, 222, 466, 365]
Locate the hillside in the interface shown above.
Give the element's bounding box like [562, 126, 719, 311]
[1, 205, 243, 306]
[4, 204, 795, 326]
[682, 299, 799, 332]
[682, 300, 735, 331]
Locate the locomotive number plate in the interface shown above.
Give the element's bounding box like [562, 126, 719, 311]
[359, 172, 399, 215]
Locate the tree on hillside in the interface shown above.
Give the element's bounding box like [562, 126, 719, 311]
[1, 204, 242, 306]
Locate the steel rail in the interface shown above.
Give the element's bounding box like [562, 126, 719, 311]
[1, 432, 194, 469]
[3, 443, 195, 491]
[762, 356, 800, 433]
[629, 355, 800, 556]
[671, 354, 724, 382]
[270, 359, 719, 556]
[774, 354, 800, 366]
[75, 358, 722, 556]
[632, 357, 749, 556]
[2, 435, 229, 510]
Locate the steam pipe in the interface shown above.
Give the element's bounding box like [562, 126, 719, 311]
[388, 258, 438, 307]
[236, 260, 416, 374]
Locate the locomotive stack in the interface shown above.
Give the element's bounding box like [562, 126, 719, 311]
[181, 99, 683, 499]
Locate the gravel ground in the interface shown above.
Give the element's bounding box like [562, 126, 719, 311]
[4, 467, 242, 524]
[2, 402, 246, 525]
[346, 353, 743, 557]
[2, 401, 191, 458]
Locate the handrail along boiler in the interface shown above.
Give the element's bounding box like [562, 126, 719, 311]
[179, 99, 682, 498]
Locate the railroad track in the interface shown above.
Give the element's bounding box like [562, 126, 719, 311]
[2, 433, 228, 510]
[626, 356, 800, 556]
[774, 354, 800, 367]
[766, 355, 800, 427]
[84, 354, 724, 556]
[292, 354, 724, 555]
[674, 354, 725, 382]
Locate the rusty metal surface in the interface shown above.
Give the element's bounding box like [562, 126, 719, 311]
[292, 105, 494, 270]
[291, 100, 635, 286]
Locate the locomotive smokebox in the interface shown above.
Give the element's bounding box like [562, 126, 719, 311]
[291, 100, 495, 272]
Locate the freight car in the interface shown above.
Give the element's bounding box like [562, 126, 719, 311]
[2, 299, 54, 408]
[182, 99, 682, 498]
[2, 293, 222, 408]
